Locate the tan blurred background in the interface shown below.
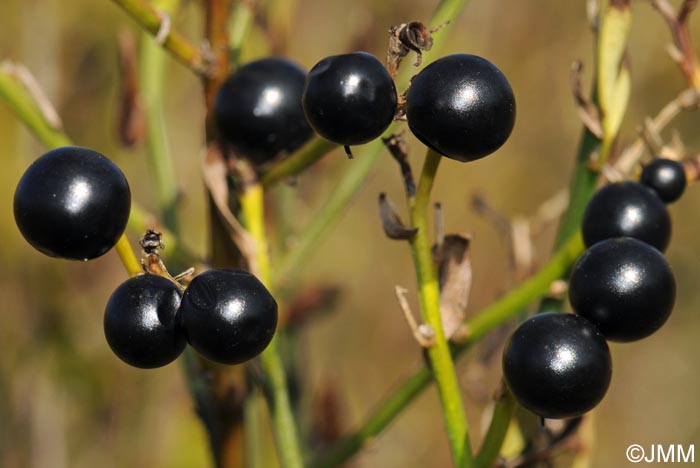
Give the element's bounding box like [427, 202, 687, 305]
[2, 0, 700, 467]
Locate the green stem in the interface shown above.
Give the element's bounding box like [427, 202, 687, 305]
[140, 0, 180, 233]
[109, 0, 211, 75]
[260, 138, 338, 187]
[409, 149, 472, 467]
[551, 128, 600, 249]
[309, 232, 584, 468]
[114, 233, 143, 275]
[240, 182, 305, 468]
[273, 137, 383, 284]
[0, 66, 71, 148]
[474, 389, 516, 468]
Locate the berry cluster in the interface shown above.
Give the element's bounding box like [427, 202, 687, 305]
[14, 146, 277, 369]
[503, 159, 686, 419]
[214, 52, 515, 163]
[106, 267, 277, 368]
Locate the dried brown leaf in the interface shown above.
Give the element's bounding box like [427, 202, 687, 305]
[201, 144, 256, 271]
[435, 234, 472, 340]
[378, 193, 417, 240]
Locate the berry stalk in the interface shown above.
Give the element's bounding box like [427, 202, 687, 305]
[408, 148, 473, 468]
[114, 234, 142, 276]
[240, 181, 304, 468]
[474, 389, 516, 468]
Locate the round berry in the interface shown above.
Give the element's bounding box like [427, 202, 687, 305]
[569, 237, 676, 342]
[214, 57, 313, 165]
[180, 269, 278, 365]
[104, 274, 186, 369]
[640, 158, 686, 204]
[302, 52, 397, 146]
[581, 181, 671, 252]
[502, 312, 612, 419]
[406, 54, 516, 162]
[14, 146, 131, 260]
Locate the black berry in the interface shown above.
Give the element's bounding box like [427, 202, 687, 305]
[302, 52, 397, 146]
[406, 54, 516, 162]
[14, 146, 131, 260]
[180, 269, 278, 365]
[502, 312, 612, 419]
[569, 237, 676, 342]
[640, 158, 687, 204]
[104, 274, 186, 369]
[582, 181, 671, 252]
[214, 58, 313, 165]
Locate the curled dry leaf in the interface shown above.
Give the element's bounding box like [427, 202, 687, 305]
[200, 144, 257, 272]
[378, 193, 418, 240]
[382, 131, 416, 196]
[386, 21, 446, 78]
[434, 234, 472, 340]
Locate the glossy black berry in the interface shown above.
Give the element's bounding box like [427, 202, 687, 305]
[302, 52, 397, 146]
[640, 158, 686, 204]
[214, 57, 313, 164]
[104, 274, 186, 369]
[405, 54, 516, 162]
[502, 312, 612, 420]
[14, 146, 131, 260]
[569, 237, 676, 342]
[582, 181, 671, 252]
[180, 269, 278, 365]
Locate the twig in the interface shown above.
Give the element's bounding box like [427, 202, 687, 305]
[615, 88, 700, 174]
[395, 286, 436, 348]
[650, 0, 700, 88]
[260, 138, 339, 186]
[109, 0, 214, 76]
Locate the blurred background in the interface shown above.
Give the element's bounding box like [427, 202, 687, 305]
[2, 0, 700, 466]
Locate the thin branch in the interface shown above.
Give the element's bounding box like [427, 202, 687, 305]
[260, 137, 338, 186]
[615, 88, 700, 174]
[395, 286, 436, 348]
[651, 0, 700, 88]
[109, 0, 214, 76]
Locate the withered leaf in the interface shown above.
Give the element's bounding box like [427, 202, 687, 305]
[435, 234, 472, 340]
[200, 144, 256, 271]
[378, 193, 418, 240]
